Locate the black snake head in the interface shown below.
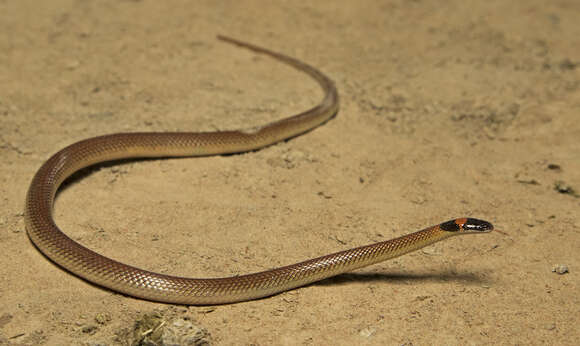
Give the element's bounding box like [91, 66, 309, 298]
[440, 218, 494, 234]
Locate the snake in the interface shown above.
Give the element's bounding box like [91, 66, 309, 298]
[25, 35, 494, 305]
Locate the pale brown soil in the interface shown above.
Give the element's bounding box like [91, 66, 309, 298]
[1, 1, 579, 345]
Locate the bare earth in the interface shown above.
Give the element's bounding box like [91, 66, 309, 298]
[1, 1, 579, 345]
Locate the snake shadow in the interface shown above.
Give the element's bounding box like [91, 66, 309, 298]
[57, 111, 338, 195]
[58, 157, 171, 194]
[312, 270, 492, 288]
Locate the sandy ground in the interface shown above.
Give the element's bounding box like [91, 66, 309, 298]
[1, 1, 579, 345]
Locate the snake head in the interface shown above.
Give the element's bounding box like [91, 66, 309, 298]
[440, 218, 494, 234]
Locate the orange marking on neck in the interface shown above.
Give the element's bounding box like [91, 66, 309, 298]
[455, 218, 468, 228]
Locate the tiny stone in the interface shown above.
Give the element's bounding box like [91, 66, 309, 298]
[85, 341, 108, 346]
[65, 60, 80, 70]
[421, 247, 441, 256]
[81, 325, 98, 335]
[95, 313, 111, 325]
[551, 264, 569, 274]
[554, 181, 576, 195]
[359, 327, 376, 338]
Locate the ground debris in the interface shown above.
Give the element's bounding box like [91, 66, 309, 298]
[554, 181, 578, 197]
[128, 311, 211, 346]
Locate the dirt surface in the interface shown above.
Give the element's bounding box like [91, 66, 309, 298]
[1, 1, 579, 345]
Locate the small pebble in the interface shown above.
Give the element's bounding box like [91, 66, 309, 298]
[81, 325, 98, 335]
[359, 327, 376, 338]
[551, 264, 569, 274]
[85, 341, 108, 346]
[95, 313, 111, 325]
[65, 60, 80, 70]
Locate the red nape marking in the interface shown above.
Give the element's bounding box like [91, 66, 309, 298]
[454, 218, 468, 228]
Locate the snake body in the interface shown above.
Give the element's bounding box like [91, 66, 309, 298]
[25, 36, 493, 305]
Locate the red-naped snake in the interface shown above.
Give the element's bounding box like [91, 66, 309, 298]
[25, 36, 494, 305]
